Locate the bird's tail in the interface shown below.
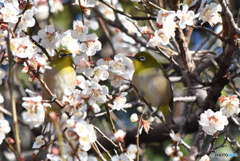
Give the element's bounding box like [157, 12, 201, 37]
[160, 104, 175, 124]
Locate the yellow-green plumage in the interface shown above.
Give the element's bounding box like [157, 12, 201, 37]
[132, 52, 173, 117]
[43, 54, 76, 102]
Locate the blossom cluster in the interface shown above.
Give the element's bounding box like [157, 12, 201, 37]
[0, 94, 10, 144]
[199, 95, 240, 136]
[144, 2, 222, 48]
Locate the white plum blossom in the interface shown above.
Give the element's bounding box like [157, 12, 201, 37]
[18, 9, 36, 31]
[77, 151, 88, 161]
[56, 30, 81, 55]
[10, 37, 36, 59]
[177, 5, 198, 29]
[98, 2, 116, 21]
[38, 25, 59, 49]
[34, 0, 63, 20]
[78, 79, 109, 104]
[75, 121, 96, 151]
[97, 54, 134, 87]
[111, 154, 131, 161]
[114, 129, 126, 142]
[199, 3, 222, 26]
[91, 65, 109, 82]
[79, 33, 102, 56]
[84, 19, 99, 31]
[0, 30, 7, 50]
[73, 0, 96, 15]
[165, 145, 178, 156]
[76, 76, 109, 113]
[109, 54, 134, 80]
[157, 10, 175, 26]
[47, 143, 97, 161]
[0, 94, 3, 104]
[22, 54, 51, 74]
[73, 0, 96, 8]
[130, 113, 138, 123]
[165, 145, 183, 160]
[169, 130, 181, 142]
[72, 20, 89, 39]
[0, 2, 20, 24]
[22, 96, 49, 128]
[32, 135, 45, 149]
[157, 10, 176, 37]
[46, 154, 62, 161]
[76, 75, 89, 89]
[112, 32, 137, 56]
[88, 83, 109, 108]
[148, 29, 171, 46]
[199, 155, 210, 161]
[108, 93, 131, 111]
[34, 2, 49, 20]
[49, 0, 64, 13]
[140, 26, 153, 38]
[126, 144, 138, 160]
[61, 90, 86, 116]
[218, 95, 240, 117]
[0, 117, 11, 144]
[66, 119, 97, 151]
[199, 109, 228, 135]
[118, 15, 139, 34]
[74, 55, 93, 76]
[0, 69, 6, 85]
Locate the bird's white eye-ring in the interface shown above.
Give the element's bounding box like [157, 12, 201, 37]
[59, 52, 72, 58]
[138, 56, 146, 61]
[59, 52, 67, 58]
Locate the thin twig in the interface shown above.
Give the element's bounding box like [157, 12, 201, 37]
[94, 106, 132, 117]
[143, 0, 163, 10]
[136, 109, 146, 161]
[94, 126, 118, 147]
[96, 140, 112, 159]
[53, 119, 66, 161]
[6, 31, 21, 158]
[92, 142, 107, 161]
[97, 17, 116, 55]
[219, 0, 240, 34]
[0, 106, 28, 126]
[23, 31, 51, 60]
[180, 139, 191, 151]
[37, 77, 64, 108]
[13, 0, 29, 33]
[173, 96, 197, 102]
[193, 26, 225, 42]
[78, 0, 85, 24]
[104, 105, 124, 152]
[98, 0, 155, 21]
[0, 106, 12, 116]
[23, 60, 64, 108]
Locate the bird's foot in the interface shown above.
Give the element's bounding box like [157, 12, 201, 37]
[50, 95, 57, 103]
[150, 110, 166, 123]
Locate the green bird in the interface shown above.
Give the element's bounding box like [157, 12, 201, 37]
[42, 49, 76, 112]
[131, 51, 173, 119]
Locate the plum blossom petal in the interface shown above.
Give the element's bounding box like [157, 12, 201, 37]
[199, 109, 228, 135]
[218, 95, 240, 117]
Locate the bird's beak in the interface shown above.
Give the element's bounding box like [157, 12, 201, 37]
[127, 56, 136, 60]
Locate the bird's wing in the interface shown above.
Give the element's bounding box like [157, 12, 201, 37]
[132, 69, 171, 106]
[145, 75, 172, 107]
